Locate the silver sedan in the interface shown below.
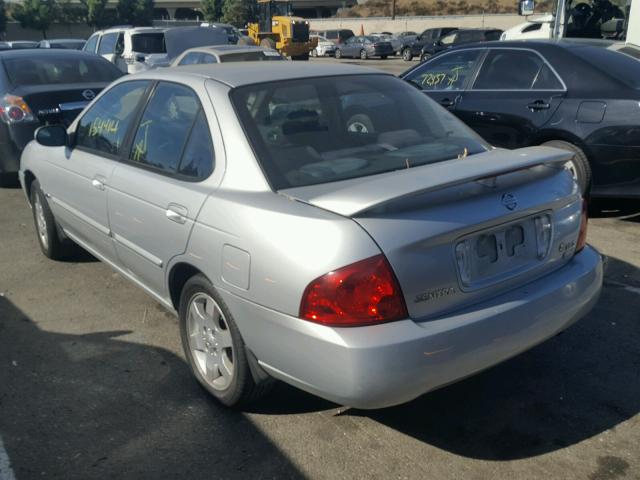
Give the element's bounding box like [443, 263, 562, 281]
[19, 63, 603, 409]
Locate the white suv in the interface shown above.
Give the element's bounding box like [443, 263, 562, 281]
[83, 27, 168, 74]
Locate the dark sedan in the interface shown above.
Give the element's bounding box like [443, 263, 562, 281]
[0, 50, 122, 187]
[401, 40, 640, 198]
[419, 29, 503, 62]
[335, 36, 394, 60]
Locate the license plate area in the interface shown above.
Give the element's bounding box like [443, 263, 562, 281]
[454, 211, 553, 290]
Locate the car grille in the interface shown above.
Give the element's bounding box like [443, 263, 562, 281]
[292, 22, 309, 42]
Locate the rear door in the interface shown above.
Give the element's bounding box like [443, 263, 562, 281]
[107, 81, 216, 295]
[42, 80, 150, 264]
[456, 48, 566, 149]
[402, 48, 485, 112]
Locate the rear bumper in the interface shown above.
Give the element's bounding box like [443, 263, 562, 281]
[0, 122, 37, 175]
[222, 246, 603, 409]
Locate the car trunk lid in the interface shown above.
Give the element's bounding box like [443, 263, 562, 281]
[281, 146, 584, 320]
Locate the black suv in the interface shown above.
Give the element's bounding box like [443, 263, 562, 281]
[400, 27, 457, 61]
[420, 28, 503, 61]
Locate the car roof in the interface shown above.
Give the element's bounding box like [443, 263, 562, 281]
[0, 49, 100, 59]
[195, 45, 272, 53]
[99, 26, 164, 34]
[45, 39, 86, 43]
[134, 62, 384, 88]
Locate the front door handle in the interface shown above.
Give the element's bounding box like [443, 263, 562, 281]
[166, 204, 188, 225]
[440, 98, 456, 108]
[91, 177, 105, 191]
[527, 100, 551, 111]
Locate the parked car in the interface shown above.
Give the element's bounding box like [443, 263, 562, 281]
[84, 26, 228, 73]
[0, 42, 10, 51]
[371, 32, 403, 54]
[311, 28, 354, 45]
[0, 49, 122, 187]
[311, 34, 337, 57]
[419, 28, 503, 61]
[335, 35, 394, 59]
[5, 41, 39, 50]
[172, 45, 285, 66]
[500, 15, 553, 40]
[401, 39, 640, 198]
[38, 39, 87, 50]
[200, 22, 243, 44]
[400, 27, 458, 61]
[20, 63, 601, 409]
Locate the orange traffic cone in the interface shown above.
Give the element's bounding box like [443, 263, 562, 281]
[359, 23, 364, 36]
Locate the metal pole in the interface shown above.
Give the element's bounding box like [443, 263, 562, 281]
[392, 0, 396, 20]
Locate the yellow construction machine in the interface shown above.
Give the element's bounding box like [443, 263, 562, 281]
[247, 0, 317, 60]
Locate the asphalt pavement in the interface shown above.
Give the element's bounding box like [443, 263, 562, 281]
[1, 56, 639, 479]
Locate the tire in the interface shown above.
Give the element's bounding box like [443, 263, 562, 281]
[542, 140, 592, 195]
[259, 37, 276, 50]
[380, 55, 387, 59]
[291, 53, 309, 61]
[311, 48, 317, 57]
[237, 36, 255, 46]
[420, 53, 431, 62]
[402, 48, 413, 61]
[179, 274, 273, 407]
[30, 179, 74, 260]
[360, 49, 368, 60]
[335, 48, 342, 59]
[346, 113, 375, 134]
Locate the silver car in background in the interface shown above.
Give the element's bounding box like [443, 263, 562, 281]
[171, 45, 285, 66]
[19, 63, 602, 409]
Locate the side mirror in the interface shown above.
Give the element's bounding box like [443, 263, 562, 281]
[519, 0, 535, 15]
[35, 125, 68, 147]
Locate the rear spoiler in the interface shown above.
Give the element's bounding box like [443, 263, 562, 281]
[280, 146, 573, 217]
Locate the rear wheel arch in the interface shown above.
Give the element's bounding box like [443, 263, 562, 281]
[168, 262, 206, 311]
[23, 170, 36, 204]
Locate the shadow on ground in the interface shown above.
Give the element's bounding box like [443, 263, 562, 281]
[0, 297, 303, 480]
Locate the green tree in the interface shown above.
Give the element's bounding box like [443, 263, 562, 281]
[201, 0, 224, 22]
[11, 0, 58, 38]
[222, 0, 252, 26]
[117, 0, 154, 26]
[81, 0, 110, 27]
[59, 0, 87, 23]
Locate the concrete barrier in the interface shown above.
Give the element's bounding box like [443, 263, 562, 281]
[309, 14, 523, 34]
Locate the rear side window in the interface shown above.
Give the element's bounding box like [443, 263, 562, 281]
[484, 30, 502, 41]
[572, 46, 640, 89]
[200, 53, 218, 63]
[473, 49, 563, 90]
[76, 81, 149, 156]
[404, 49, 482, 91]
[326, 31, 337, 39]
[179, 52, 202, 65]
[131, 33, 166, 53]
[129, 82, 212, 180]
[84, 35, 99, 53]
[97, 32, 118, 55]
[178, 110, 215, 178]
[3, 55, 123, 86]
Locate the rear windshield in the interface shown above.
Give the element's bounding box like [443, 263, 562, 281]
[231, 74, 488, 189]
[3, 56, 122, 86]
[572, 46, 640, 89]
[221, 51, 284, 62]
[131, 33, 166, 54]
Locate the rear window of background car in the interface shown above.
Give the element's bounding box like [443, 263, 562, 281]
[473, 49, 563, 90]
[129, 82, 214, 179]
[4, 56, 123, 86]
[404, 49, 482, 91]
[131, 33, 166, 54]
[76, 81, 149, 156]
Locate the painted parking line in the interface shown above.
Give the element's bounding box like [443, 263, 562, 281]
[0, 436, 16, 480]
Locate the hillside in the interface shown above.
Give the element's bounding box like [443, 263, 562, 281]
[337, 0, 553, 17]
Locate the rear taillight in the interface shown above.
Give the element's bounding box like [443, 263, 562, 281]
[0, 95, 35, 124]
[575, 198, 588, 254]
[299, 254, 408, 327]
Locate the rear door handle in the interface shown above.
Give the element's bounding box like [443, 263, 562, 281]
[527, 101, 550, 111]
[91, 176, 105, 191]
[166, 204, 188, 224]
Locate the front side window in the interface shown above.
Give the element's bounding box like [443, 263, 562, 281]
[97, 32, 118, 55]
[129, 82, 202, 174]
[179, 52, 202, 65]
[231, 75, 488, 189]
[84, 34, 99, 53]
[473, 49, 563, 90]
[200, 53, 218, 64]
[404, 49, 483, 91]
[76, 81, 149, 155]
